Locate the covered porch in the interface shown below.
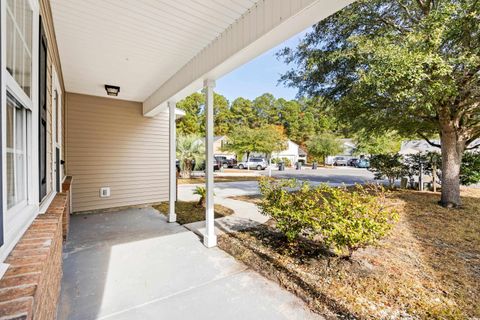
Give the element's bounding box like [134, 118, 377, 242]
[51, 0, 352, 248]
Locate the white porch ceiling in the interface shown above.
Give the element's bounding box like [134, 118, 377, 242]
[143, 0, 353, 116]
[50, 0, 259, 102]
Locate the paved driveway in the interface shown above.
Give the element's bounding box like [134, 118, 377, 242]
[58, 208, 321, 320]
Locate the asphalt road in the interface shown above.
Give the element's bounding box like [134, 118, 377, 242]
[179, 167, 388, 201]
[265, 166, 386, 185]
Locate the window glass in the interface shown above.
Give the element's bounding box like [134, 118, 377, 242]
[6, 95, 28, 209]
[6, 0, 33, 97]
[6, 105, 14, 208]
[15, 107, 26, 204]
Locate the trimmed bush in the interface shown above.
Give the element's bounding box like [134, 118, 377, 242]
[460, 152, 480, 186]
[369, 153, 406, 187]
[258, 178, 398, 257]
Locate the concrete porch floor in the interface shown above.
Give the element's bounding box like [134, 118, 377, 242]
[57, 207, 322, 320]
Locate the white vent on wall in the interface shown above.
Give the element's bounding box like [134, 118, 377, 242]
[100, 187, 111, 198]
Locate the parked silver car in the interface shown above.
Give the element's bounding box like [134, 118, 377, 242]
[237, 158, 268, 170]
[333, 156, 348, 166]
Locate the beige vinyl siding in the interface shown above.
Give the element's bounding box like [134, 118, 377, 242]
[66, 93, 169, 213]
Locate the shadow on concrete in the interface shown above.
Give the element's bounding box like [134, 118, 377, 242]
[57, 207, 188, 320]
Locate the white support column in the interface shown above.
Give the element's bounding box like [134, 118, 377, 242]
[203, 79, 217, 248]
[168, 101, 177, 223]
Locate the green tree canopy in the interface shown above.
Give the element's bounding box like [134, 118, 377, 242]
[176, 92, 232, 136]
[306, 133, 343, 164]
[177, 92, 338, 150]
[253, 93, 277, 126]
[213, 93, 231, 136]
[354, 131, 402, 155]
[279, 0, 480, 207]
[176, 93, 204, 136]
[230, 97, 257, 129]
[221, 125, 287, 160]
[254, 125, 288, 157]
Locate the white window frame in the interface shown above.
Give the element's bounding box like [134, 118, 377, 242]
[52, 68, 63, 183]
[5, 93, 29, 215]
[1, 0, 40, 263]
[38, 68, 62, 214]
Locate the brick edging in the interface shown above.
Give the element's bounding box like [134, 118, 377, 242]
[0, 177, 72, 320]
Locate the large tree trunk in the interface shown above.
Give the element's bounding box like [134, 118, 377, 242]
[440, 129, 465, 207]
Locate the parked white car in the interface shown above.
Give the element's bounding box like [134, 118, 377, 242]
[333, 156, 348, 166]
[237, 158, 268, 170]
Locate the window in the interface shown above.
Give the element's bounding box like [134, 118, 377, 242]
[6, 94, 29, 210]
[6, 0, 33, 98]
[1, 0, 38, 261]
[4, 0, 34, 212]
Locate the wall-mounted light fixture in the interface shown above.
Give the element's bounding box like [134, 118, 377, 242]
[105, 84, 120, 96]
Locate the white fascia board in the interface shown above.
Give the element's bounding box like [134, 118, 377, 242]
[143, 0, 354, 117]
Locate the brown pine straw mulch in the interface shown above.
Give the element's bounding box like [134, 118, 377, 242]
[154, 201, 233, 225]
[218, 188, 480, 319]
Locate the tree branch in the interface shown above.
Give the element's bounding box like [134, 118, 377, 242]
[418, 132, 441, 148]
[377, 15, 410, 34]
[398, 1, 418, 21]
[466, 144, 480, 150]
[415, 0, 430, 15]
[465, 129, 480, 144]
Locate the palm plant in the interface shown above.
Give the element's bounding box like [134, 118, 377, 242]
[193, 186, 207, 207]
[193, 186, 216, 208]
[176, 134, 205, 178]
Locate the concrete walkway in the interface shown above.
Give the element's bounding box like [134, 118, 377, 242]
[179, 181, 268, 236]
[58, 208, 322, 320]
[179, 181, 263, 220]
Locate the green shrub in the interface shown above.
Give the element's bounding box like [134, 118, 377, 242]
[460, 152, 480, 186]
[258, 178, 312, 241]
[271, 157, 292, 166]
[369, 153, 406, 187]
[258, 178, 398, 257]
[281, 157, 292, 167]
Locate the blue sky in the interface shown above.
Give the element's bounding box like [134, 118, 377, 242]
[215, 29, 310, 103]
